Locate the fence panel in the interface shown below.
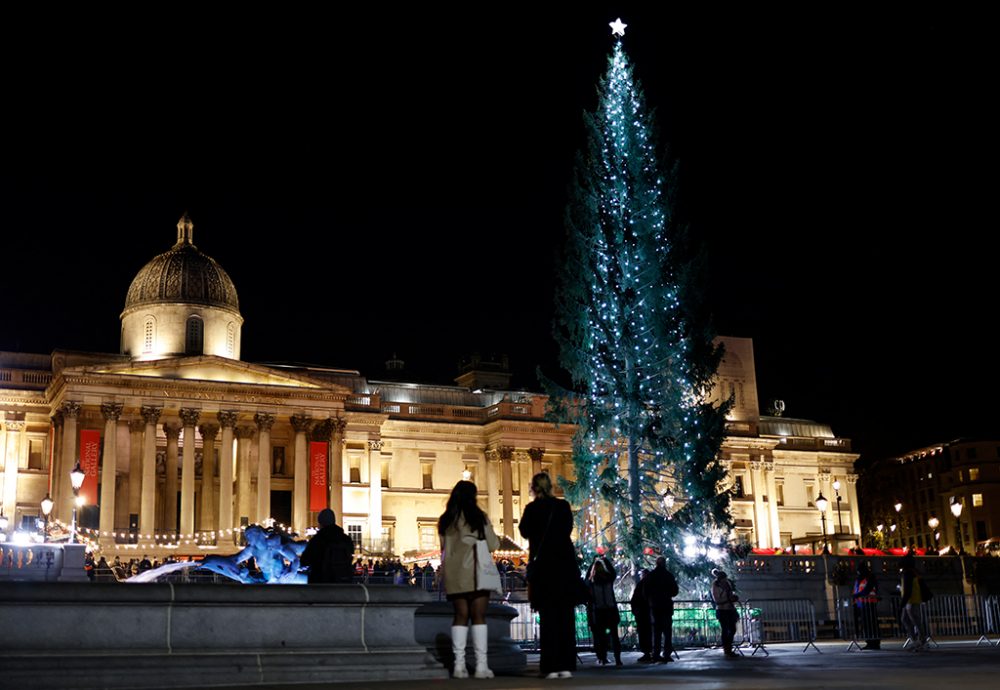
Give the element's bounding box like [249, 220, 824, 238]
[838, 594, 1000, 648]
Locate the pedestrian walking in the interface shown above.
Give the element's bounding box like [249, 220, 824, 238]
[645, 556, 679, 662]
[587, 554, 622, 666]
[852, 560, 880, 649]
[900, 551, 932, 651]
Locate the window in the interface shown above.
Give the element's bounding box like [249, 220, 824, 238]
[29, 439, 45, 470]
[959, 469, 965, 482]
[185, 316, 203, 355]
[976, 520, 988, 542]
[422, 463, 434, 490]
[272, 447, 286, 476]
[419, 525, 438, 551]
[733, 475, 745, 498]
[143, 318, 155, 353]
[347, 524, 362, 548]
[973, 493, 983, 507]
[968, 447, 978, 460]
[775, 483, 785, 506]
[805, 485, 815, 507]
[349, 457, 361, 484]
[226, 322, 236, 357]
[780, 532, 792, 548]
[969, 468, 980, 481]
[381, 460, 389, 488]
[463, 464, 475, 484]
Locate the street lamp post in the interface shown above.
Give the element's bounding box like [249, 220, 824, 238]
[40, 493, 53, 542]
[894, 501, 904, 548]
[951, 500, 964, 553]
[833, 480, 844, 534]
[70, 462, 86, 544]
[0, 510, 8, 540]
[928, 515, 940, 553]
[815, 492, 830, 554]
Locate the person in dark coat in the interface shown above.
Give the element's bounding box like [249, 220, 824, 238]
[644, 556, 679, 662]
[520, 472, 577, 679]
[851, 560, 880, 649]
[630, 568, 653, 662]
[587, 555, 622, 666]
[300, 508, 355, 583]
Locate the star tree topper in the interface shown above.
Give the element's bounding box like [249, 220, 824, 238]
[609, 17, 627, 37]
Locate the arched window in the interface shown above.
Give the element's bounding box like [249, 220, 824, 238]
[143, 317, 156, 353]
[185, 316, 204, 355]
[226, 322, 236, 357]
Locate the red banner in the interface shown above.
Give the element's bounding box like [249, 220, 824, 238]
[79, 429, 101, 505]
[310, 441, 328, 512]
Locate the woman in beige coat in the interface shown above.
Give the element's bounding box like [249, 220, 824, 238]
[438, 480, 500, 678]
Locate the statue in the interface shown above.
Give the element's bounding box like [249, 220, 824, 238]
[199, 525, 307, 584]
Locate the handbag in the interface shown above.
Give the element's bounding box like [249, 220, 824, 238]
[474, 538, 502, 594]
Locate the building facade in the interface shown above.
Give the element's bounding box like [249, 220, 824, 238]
[860, 439, 1000, 553]
[0, 216, 857, 558]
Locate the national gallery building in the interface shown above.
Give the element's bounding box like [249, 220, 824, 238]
[0, 216, 859, 558]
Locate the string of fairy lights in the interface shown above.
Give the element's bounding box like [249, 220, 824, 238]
[46, 518, 302, 550]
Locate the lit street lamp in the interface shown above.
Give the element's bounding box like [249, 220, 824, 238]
[894, 501, 904, 548]
[70, 461, 86, 544]
[833, 480, 844, 533]
[928, 515, 940, 553]
[40, 493, 53, 542]
[951, 499, 964, 552]
[815, 492, 830, 554]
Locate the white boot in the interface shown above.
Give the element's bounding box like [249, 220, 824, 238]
[451, 625, 469, 678]
[471, 624, 494, 678]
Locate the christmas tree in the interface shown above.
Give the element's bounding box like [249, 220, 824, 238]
[552, 20, 732, 575]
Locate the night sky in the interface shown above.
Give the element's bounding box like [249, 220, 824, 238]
[1, 6, 994, 463]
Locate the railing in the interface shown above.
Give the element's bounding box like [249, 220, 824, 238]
[836, 594, 1000, 648]
[0, 368, 52, 388]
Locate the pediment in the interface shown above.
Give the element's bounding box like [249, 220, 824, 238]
[68, 355, 343, 391]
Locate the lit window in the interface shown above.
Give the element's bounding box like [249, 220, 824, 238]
[969, 468, 980, 481]
[420, 525, 438, 551]
[463, 464, 475, 483]
[349, 457, 361, 484]
[347, 524, 362, 547]
[973, 493, 983, 507]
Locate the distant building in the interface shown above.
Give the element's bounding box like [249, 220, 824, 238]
[0, 215, 857, 557]
[860, 439, 999, 553]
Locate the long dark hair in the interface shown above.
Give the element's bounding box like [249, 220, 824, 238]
[438, 480, 487, 538]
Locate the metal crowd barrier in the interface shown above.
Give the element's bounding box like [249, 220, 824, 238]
[836, 594, 1000, 649]
[505, 598, 820, 654]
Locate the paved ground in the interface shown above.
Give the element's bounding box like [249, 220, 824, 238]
[210, 640, 1000, 690]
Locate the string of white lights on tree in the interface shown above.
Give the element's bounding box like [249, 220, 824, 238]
[550, 19, 733, 576]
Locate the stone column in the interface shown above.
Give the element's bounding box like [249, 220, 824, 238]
[198, 423, 219, 533]
[290, 414, 311, 533]
[50, 412, 64, 510]
[179, 408, 200, 537]
[127, 419, 145, 519]
[217, 411, 238, 535]
[763, 460, 781, 548]
[235, 425, 255, 526]
[58, 402, 82, 524]
[368, 439, 384, 545]
[163, 422, 181, 534]
[499, 446, 514, 538]
[139, 406, 162, 542]
[98, 402, 123, 547]
[2, 418, 25, 523]
[748, 461, 767, 547]
[330, 418, 347, 521]
[254, 413, 275, 523]
[485, 449, 499, 528]
[528, 447, 544, 480]
[846, 474, 861, 537]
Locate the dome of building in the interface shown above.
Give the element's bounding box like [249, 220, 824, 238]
[120, 215, 244, 361]
[124, 214, 240, 313]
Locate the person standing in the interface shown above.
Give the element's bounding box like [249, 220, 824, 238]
[899, 551, 930, 651]
[711, 569, 740, 657]
[587, 555, 622, 666]
[299, 508, 355, 584]
[438, 480, 500, 679]
[630, 568, 653, 663]
[520, 472, 578, 679]
[852, 561, 880, 649]
[645, 556, 679, 662]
